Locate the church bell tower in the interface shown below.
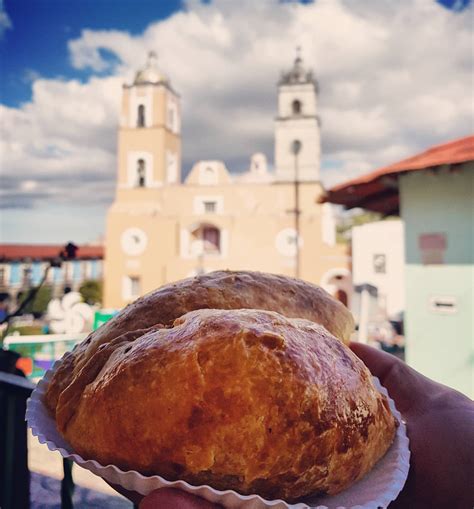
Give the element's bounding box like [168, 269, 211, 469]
[117, 51, 181, 190]
[274, 50, 320, 182]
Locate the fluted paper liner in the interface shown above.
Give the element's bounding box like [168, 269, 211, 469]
[27, 359, 410, 509]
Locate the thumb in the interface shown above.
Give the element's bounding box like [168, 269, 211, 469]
[349, 342, 443, 415]
[139, 488, 222, 509]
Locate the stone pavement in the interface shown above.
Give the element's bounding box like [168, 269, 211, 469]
[29, 432, 133, 508]
[30, 472, 132, 509]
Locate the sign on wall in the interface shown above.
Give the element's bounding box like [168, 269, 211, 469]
[373, 254, 386, 274]
[418, 233, 447, 264]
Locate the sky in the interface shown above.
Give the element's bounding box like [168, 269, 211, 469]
[0, 0, 473, 244]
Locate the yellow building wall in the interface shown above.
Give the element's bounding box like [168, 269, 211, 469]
[104, 181, 349, 309]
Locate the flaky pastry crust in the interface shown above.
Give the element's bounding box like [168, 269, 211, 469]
[52, 309, 395, 502]
[45, 270, 354, 416]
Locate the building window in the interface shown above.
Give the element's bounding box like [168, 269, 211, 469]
[130, 276, 140, 298]
[0, 267, 5, 286]
[123, 275, 141, 300]
[194, 196, 223, 215]
[137, 159, 146, 187]
[203, 201, 216, 213]
[137, 105, 145, 127]
[373, 254, 386, 274]
[10, 262, 20, 285]
[292, 99, 302, 115]
[31, 262, 43, 285]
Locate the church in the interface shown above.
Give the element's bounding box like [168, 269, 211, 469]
[103, 52, 350, 309]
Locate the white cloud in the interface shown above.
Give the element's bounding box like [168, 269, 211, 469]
[0, 75, 122, 209]
[0, 0, 12, 38]
[2, 0, 473, 224]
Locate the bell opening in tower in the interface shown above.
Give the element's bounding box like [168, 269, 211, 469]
[137, 105, 145, 127]
[137, 159, 146, 187]
[292, 99, 302, 115]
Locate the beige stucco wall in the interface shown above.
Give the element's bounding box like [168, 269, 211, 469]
[104, 181, 349, 309]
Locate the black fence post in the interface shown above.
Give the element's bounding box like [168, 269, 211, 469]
[0, 372, 34, 509]
[61, 458, 75, 509]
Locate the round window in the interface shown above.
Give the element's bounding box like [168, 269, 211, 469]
[275, 228, 302, 257]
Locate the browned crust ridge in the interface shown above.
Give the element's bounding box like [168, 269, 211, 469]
[45, 270, 354, 416]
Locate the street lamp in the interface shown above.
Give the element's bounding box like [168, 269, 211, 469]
[291, 139, 302, 278]
[0, 242, 78, 328]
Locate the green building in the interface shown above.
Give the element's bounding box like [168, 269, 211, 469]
[324, 136, 473, 397]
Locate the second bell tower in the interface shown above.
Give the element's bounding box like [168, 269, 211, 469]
[274, 50, 320, 182]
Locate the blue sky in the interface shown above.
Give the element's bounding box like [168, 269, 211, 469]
[1, 0, 472, 244]
[1, 0, 182, 106]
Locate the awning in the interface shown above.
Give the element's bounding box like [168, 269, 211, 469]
[320, 135, 474, 215]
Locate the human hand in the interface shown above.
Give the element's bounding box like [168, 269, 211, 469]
[350, 342, 474, 509]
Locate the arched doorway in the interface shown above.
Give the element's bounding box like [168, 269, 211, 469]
[320, 268, 352, 308]
[335, 288, 348, 307]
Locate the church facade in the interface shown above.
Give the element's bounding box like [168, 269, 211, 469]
[104, 52, 350, 309]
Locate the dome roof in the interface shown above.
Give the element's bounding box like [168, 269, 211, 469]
[134, 51, 168, 85]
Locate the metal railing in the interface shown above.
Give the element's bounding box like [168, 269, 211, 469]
[3, 333, 87, 381]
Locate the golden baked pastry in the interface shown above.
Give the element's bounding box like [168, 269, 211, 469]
[45, 270, 354, 416]
[53, 309, 395, 502]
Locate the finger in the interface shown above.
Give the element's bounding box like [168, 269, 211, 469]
[350, 342, 404, 381]
[349, 342, 434, 415]
[140, 488, 222, 509]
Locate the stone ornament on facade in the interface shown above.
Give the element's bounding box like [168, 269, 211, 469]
[134, 51, 168, 86]
[279, 46, 318, 87]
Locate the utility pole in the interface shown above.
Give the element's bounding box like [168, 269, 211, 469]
[291, 140, 302, 278]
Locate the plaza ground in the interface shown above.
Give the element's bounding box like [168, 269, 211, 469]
[28, 432, 132, 508]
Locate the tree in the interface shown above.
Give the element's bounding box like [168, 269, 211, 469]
[79, 280, 103, 305]
[336, 210, 397, 244]
[18, 285, 52, 317]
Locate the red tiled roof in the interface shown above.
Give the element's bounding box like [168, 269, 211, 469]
[0, 244, 104, 262]
[321, 135, 474, 215]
